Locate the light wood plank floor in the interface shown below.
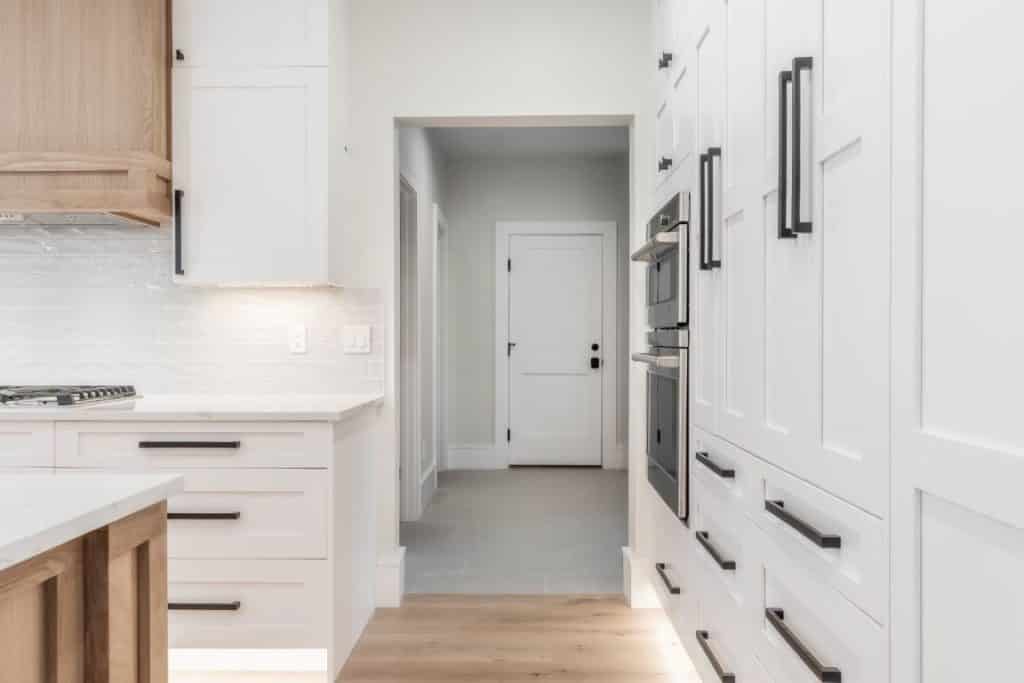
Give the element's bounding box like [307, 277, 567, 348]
[338, 594, 698, 682]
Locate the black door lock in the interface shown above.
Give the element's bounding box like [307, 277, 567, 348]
[592, 343, 599, 351]
[591, 357, 601, 369]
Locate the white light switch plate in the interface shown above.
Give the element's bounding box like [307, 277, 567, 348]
[289, 324, 308, 354]
[343, 325, 372, 354]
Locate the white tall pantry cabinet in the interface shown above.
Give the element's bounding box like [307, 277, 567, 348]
[646, 0, 1024, 681]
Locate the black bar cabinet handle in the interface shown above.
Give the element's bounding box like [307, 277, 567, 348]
[696, 451, 735, 479]
[174, 189, 185, 275]
[696, 630, 737, 683]
[791, 57, 813, 234]
[706, 147, 722, 269]
[777, 70, 797, 239]
[658, 52, 674, 70]
[765, 608, 842, 682]
[699, 152, 711, 270]
[138, 440, 242, 449]
[696, 531, 736, 570]
[658, 156, 673, 172]
[169, 601, 242, 612]
[655, 563, 681, 595]
[764, 500, 841, 549]
[168, 512, 242, 521]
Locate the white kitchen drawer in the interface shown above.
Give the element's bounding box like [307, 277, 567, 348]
[750, 456, 888, 624]
[0, 422, 54, 468]
[752, 526, 887, 683]
[56, 422, 330, 469]
[691, 576, 770, 683]
[167, 469, 327, 560]
[692, 428, 756, 520]
[647, 484, 700, 647]
[168, 559, 328, 649]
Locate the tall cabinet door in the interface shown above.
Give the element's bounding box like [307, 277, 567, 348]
[892, 2, 1024, 681]
[172, 68, 328, 285]
[690, 0, 726, 433]
[717, 0, 765, 449]
[757, 0, 891, 516]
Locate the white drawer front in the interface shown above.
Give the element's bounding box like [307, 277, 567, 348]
[751, 457, 888, 623]
[168, 559, 328, 649]
[691, 484, 759, 622]
[753, 527, 886, 683]
[691, 578, 767, 683]
[168, 469, 327, 559]
[692, 428, 755, 518]
[648, 484, 700, 644]
[56, 421, 330, 469]
[0, 422, 54, 468]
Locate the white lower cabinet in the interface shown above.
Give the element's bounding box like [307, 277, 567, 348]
[648, 485, 700, 639]
[0, 422, 54, 468]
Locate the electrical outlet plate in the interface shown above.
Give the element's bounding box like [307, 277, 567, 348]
[343, 325, 372, 354]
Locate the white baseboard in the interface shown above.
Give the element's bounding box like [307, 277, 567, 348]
[603, 442, 628, 470]
[622, 546, 659, 609]
[445, 443, 506, 470]
[376, 546, 406, 607]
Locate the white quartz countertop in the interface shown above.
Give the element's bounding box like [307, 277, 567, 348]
[0, 472, 184, 571]
[0, 393, 384, 422]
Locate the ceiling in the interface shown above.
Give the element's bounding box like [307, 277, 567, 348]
[430, 126, 629, 161]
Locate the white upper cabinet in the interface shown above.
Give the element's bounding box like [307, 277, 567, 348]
[892, 2, 1024, 681]
[173, 67, 328, 286]
[172, 0, 328, 67]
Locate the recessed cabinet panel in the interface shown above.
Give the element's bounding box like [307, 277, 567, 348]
[173, 68, 328, 285]
[173, 0, 328, 67]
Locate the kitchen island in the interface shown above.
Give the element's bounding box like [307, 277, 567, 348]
[0, 472, 183, 683]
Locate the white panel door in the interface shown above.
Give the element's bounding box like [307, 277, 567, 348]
[173, 67, 327, 285]
[508, 234, 603, 466]
[892, 1, 1024, 681]
[172, 0, 327, 68]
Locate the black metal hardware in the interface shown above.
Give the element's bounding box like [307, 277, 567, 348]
[656, 429, 662, 444]
[696, 630, 736, 683]
[508, 341, 516, 356]
[591, 343, 599, 351]
[696, 531, 736, 570]
[777, 70, 797, 239]
[168, 512, 241, 521]
[169, 602, 242, 612]
[507, 428, 511, 443]
[174, 189, 185, 275]
[764, 500, 841, 549]
[765, 608, 842, 682]
[507, 258, 511, 272]
[699, 152, 711, 270]
[658, 157, 673, 172]
[696, 451, 735, 479]
[655, 563, 681, 594]
[590, 357, 601, 369]
[658, 52, 674, 70]
[791, 57, 813, 234]
[138, 440, 242, 449]
[706, 147, 722, 269]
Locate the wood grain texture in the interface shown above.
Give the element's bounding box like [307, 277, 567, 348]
[337, 595, 691, 683]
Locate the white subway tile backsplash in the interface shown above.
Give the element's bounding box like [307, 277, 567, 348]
[0, 226, 383, 394]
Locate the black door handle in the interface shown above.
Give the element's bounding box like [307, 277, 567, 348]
[169, 601, 242, 612]
[765, 608, 842, 682]
[791, 57, 813, 234]
[777, 70, 797, 240]
[168, 512, 242, 521]
[696, 630, 737, 683]
[706, 147, 722, 269]
[659, 156, 673, 172]
[590, 357, 601, 369]
[696, 531, 736, 570]
[174, 189, 185, 275]
[765, 500, 841, 549]
[139, 440, 242, 449]
[699, 152, 711, 270]
[655, 563, 681, 594]
[696, 451, 735, 479]
[658, 52, 674, 70]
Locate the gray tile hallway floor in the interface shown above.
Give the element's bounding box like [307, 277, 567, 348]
[401, 468, 628, 594]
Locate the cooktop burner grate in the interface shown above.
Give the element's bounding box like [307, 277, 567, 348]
[0, 385, 137, 407]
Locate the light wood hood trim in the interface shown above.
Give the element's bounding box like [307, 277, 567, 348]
[0, 152, 172, 181]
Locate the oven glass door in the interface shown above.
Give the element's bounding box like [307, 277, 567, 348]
[647, 248, 680, 329]
[646, 352, 687, 520]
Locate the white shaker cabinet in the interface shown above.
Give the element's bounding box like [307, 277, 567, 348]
[172, 0, 328, 68]
[892, 1, 1024, 681]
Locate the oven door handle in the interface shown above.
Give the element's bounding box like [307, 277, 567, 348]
[632, 353, 680, 369]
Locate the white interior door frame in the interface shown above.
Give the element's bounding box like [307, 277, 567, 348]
[495, 221, 618, 468]
[399, 176, 422, 521]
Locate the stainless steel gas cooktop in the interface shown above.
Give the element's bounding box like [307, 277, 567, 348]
[0, 385, 137, 407]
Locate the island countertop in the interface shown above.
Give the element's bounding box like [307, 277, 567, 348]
[0, 392, 384, 422]
[0, 472, 184, 571]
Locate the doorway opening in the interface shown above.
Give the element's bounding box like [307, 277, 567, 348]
[398, 124, 631, 594]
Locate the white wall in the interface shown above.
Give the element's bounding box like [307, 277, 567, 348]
[443, 155, 630, 465]
[343, 1, 654, 599]
[0, 226, 383, 393]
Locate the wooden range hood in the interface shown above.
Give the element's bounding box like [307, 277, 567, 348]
[0, 0, 172, 227]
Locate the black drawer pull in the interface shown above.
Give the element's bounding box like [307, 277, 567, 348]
[765, 608, 841, 682]
[168, 512, 241, 521]
[655, 562, 681, 595]
[169, 601, 241, 612]
[790, 56, 813, 234]
[696, 451, 735, 479]
[765, 500, 841, 549]
[696, 630, 736, 683]
[138, 440, 241, 449]
[777, 70, 797, 240]
[699, 151, 711, 270]
[174, 189, 185, 275]
[696, 531, 736, 570]
[706, 147, 722, 269]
